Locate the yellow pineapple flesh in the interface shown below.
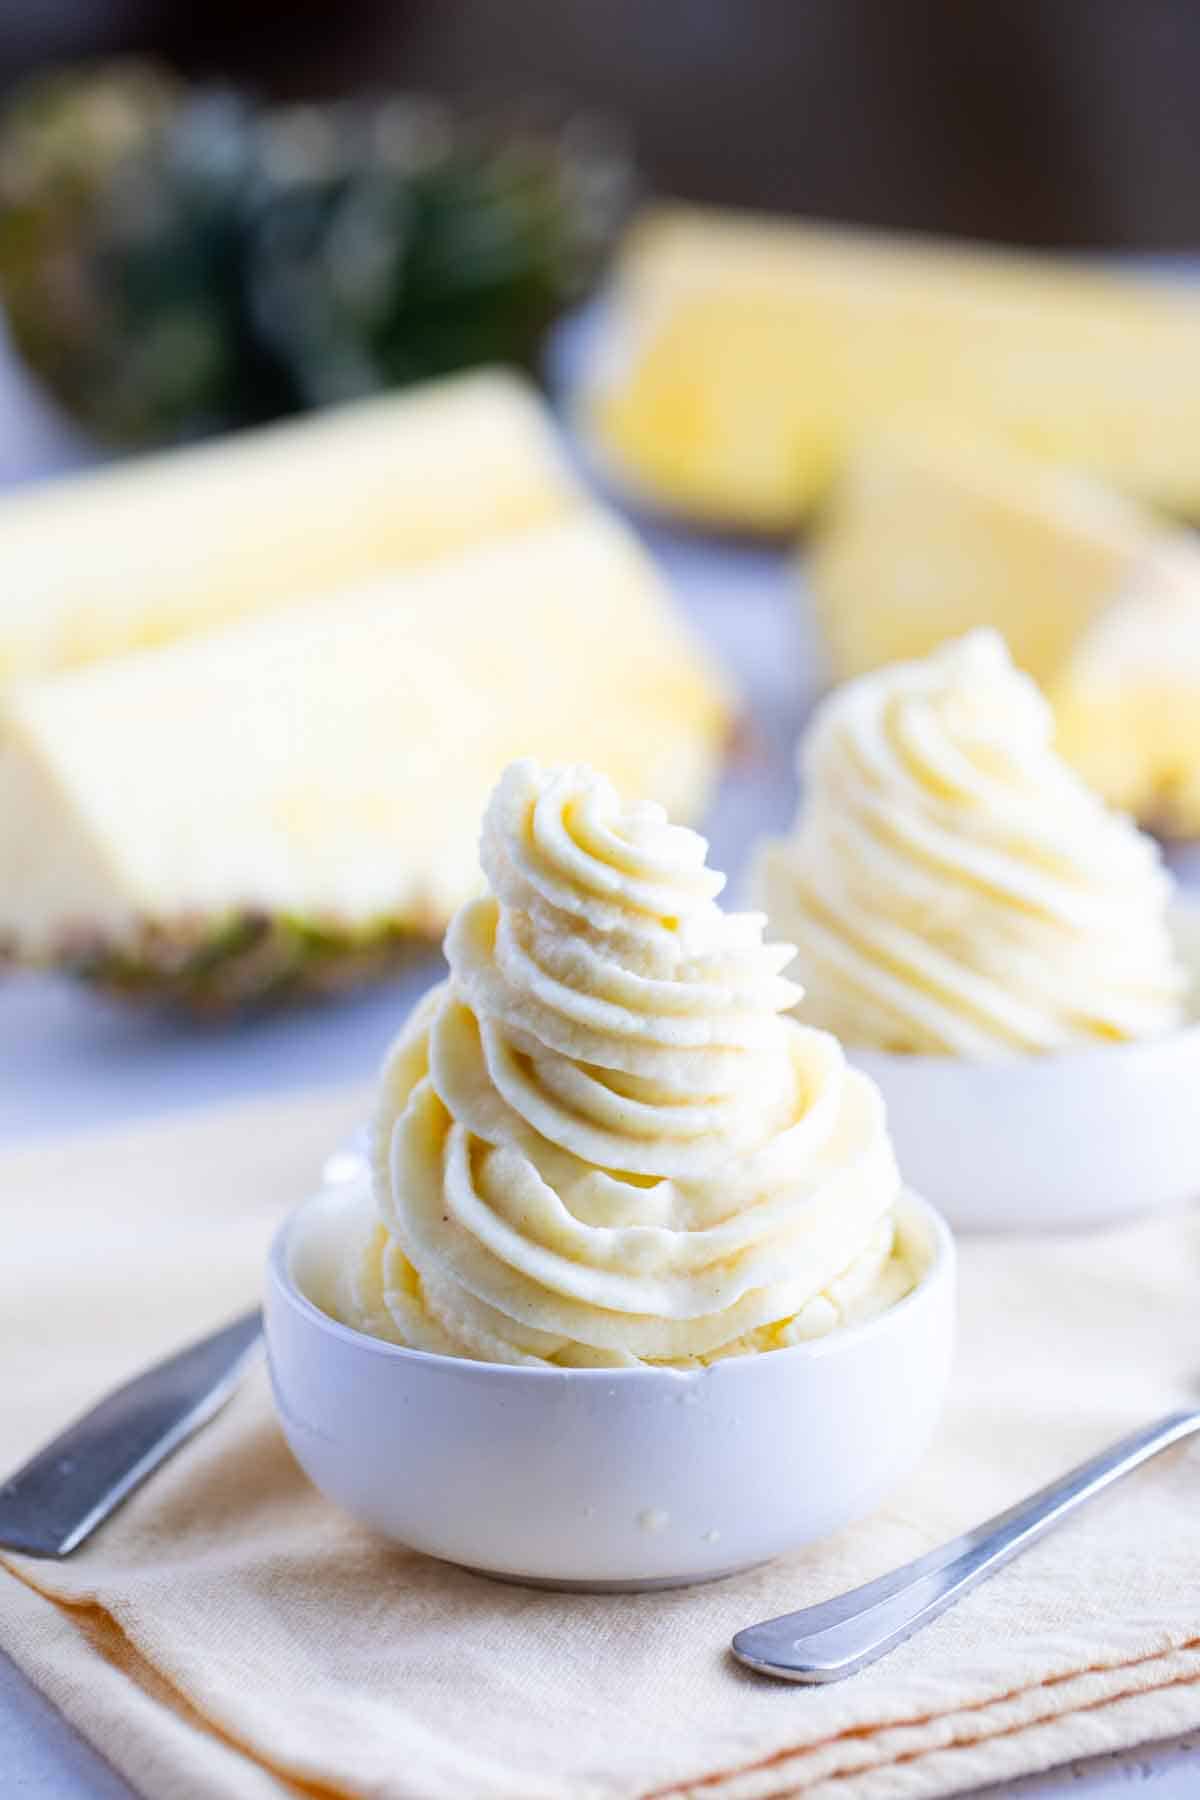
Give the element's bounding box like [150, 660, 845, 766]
[809, 434, 1152, 686]
[0, 368, 578, 687]
[807, 432, 1200, 835]
[0, 513, 732, 1005]
[585, 207, 1200, 531]
[1056, 546, 1200, 837]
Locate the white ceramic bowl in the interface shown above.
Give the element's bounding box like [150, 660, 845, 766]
[265, 1187, 954, 1590]
[851, 906, 1200, 1235]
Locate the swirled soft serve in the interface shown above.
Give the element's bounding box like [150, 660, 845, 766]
[331, 759, 919, 1366]
[754, 631, 1186, 1057]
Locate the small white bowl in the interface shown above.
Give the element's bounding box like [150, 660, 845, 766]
[264, 1187, 954, 1590]
[850, 908, 1200, 1234]
[853, 1028, 1200, 1234]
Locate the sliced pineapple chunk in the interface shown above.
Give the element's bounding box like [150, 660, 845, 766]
[1056, 545, 1200, 837]
[0, 514, 731, 1006]
[0, 368, 578, 687]
[586, 207, 1200, 531]
[810, 434, 1153, 686]
[807, 432, 1200, 835]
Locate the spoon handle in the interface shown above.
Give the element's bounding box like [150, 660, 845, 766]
[0, 1310, 263, 1559]
[0, 1136, 369, 1562]
[733, 1408, 1200, 1683]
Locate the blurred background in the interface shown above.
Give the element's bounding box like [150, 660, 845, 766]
[4, 0, 1200, 248]
[4, 0, 1200, 1142]
[6, 19, 1200, 1798]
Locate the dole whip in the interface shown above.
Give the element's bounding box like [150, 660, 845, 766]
[336, 759, 914, 1366]
[755, 632, 1187, 1059]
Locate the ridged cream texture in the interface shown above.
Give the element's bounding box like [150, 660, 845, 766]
[755, 631, 1187, 1057]
[339, 759, 907, 1366]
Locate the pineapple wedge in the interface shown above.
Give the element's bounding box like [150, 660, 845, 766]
[808, 433, 1200, 835]
[1056, 546, 1200, 837]
[0, 369, 578, 687]
[585, 207, 1200, 531]
[810, 435, 1154, 686]
[0, 513, 731, 1008]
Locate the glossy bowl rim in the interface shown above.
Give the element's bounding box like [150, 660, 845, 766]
[266, 1185, 954, 1384]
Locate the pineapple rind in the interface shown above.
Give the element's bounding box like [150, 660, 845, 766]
[32, 911, 441, 1015]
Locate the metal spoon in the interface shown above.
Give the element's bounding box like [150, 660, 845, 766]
[0, 1309, 265, 1558]
[733, 1407, 1200, 1683]
[0, 1138, 367, 1560]
[6, 1150, 1196, 1630]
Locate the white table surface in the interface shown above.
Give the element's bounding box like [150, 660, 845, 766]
[1, 330, 1198, 1798]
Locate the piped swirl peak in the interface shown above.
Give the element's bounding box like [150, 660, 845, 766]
[755, 630, 1187, 1058]
[341, 759, 910, 1367]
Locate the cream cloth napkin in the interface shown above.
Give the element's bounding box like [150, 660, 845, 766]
[2, 1083, 1199, 1800]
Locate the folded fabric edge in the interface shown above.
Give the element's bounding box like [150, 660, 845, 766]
[3, 1554, 575, 1800]
[0, 1567, 310, 1800]
[6, 1550, 1198, 1800]
[650, 1641, 1200, 1800]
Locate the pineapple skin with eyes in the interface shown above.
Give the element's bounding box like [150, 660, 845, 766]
[586, 207, 1200, 532]
[0, 368, 578, 689]
[807, 433, 1200, 837]
[0, 514, 732, 1010]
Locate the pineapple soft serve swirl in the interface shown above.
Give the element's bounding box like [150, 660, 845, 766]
[755, 631, 1186, 1058]
[336, 760, 912, 1366]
